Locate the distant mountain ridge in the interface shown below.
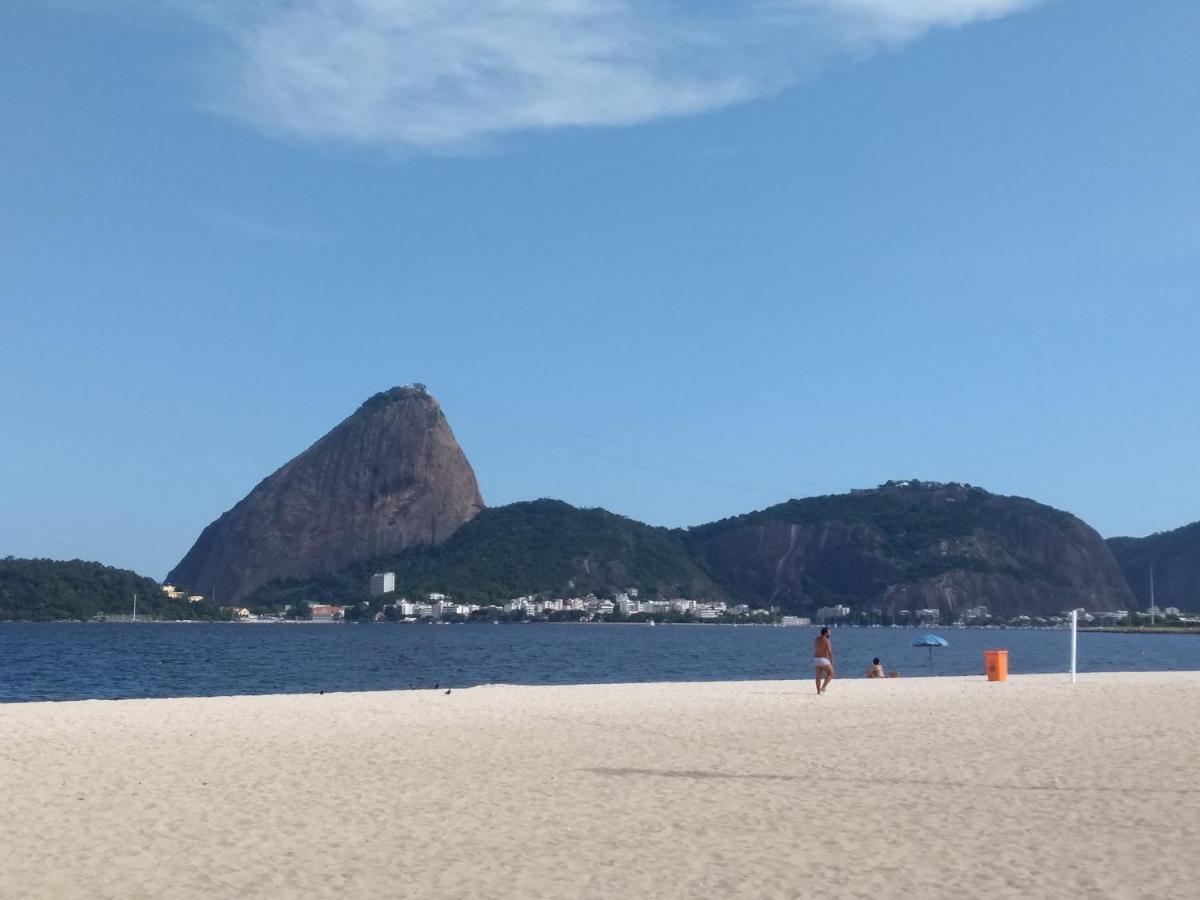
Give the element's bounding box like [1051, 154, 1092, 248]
[245, 482, 1134, 618]
[687, 481, 1132, 617]
[161, 385, 1184, 617]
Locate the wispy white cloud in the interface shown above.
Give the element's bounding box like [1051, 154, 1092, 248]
[166, 1, 1040, 152]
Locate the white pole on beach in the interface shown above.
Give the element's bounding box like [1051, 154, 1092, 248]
[1070, 609, 1077, 684]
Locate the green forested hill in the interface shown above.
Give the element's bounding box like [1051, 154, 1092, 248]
[246, 499, 727, 608]
[0, 558, 227, 621]
[686, 481, 1133, 616]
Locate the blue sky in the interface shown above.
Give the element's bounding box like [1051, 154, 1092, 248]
[2, 0, 1197, 579]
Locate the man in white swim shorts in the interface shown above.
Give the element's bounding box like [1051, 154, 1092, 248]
[814, 626, 834, 695]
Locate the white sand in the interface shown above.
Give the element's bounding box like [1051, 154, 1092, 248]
[2, 673, 1198, 899]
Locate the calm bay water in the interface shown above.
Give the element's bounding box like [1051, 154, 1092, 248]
[1, 622, 1197, 703]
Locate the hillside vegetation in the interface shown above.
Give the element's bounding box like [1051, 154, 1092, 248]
[0, 558, 228, 621]
[246, 499, 727, 609]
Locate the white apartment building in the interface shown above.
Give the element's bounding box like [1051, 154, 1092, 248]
[370, 572, 396, 596]
[815, 605, 851, 623]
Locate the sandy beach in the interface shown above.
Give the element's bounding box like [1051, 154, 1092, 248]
[2, 672, 1197, 899]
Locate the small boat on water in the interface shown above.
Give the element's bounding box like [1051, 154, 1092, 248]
[647, 619, 656, 627]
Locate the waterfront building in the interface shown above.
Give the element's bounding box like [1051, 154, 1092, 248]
[370, 572, 396, 596]
[815, 605, 851, 623]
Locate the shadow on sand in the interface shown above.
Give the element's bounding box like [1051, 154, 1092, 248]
[582, 767, 1198, 795]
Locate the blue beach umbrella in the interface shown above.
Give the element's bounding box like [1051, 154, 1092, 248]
[913, 634, 949, 675]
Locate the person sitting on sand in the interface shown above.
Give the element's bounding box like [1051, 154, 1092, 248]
[866, 658, 885, 678]
[813, 627, 834, 694]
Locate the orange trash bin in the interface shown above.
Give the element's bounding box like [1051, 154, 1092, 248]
[984, 649, 1008, 682]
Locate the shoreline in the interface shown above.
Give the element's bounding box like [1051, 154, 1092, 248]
[4, 668, 1199, 703]
[6, 665, 1200, 705]
[1079, 625, 1200, 635]
[3, 673, 1198, 898]
[8, 617, 1200, 633]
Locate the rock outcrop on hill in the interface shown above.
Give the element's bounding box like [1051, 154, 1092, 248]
[1108, 521, 1200, 610]
[686, 481, 1133, 617]
[167, 386, 484, 604]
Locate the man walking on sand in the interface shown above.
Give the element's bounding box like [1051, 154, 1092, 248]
[814, 627, 834, 694]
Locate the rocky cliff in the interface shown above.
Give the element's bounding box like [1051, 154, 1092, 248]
[1108, 521, 1200, 610]
[687, 481, 1132, 617]
[167, 386, 484, 604]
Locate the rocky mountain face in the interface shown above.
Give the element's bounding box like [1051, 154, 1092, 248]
[687, 481, 1133, 617]
[1108, 521, 1200, 610]
[167, 386, 484, 604]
